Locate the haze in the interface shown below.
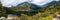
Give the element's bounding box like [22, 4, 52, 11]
[0, 0, 59, 7]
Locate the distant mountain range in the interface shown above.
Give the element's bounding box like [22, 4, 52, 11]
[3, 1, 60, 16]
[14, 1, 58, 10]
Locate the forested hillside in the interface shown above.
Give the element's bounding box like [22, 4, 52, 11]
[0, 1, 60, 20]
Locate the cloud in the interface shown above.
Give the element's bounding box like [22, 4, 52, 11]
[0, 0, 59, 7]
[0, 0, 27, 7]
[30, 0, 59, 6]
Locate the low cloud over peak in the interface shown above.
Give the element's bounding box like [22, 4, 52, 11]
[0, 0, 59, 7]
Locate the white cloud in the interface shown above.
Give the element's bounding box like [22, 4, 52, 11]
[0, 0, 27, 7]
[0, 0, 59, 7]
[30, 0, 59, 6]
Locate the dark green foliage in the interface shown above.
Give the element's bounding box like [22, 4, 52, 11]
[0, 2, 7, 17]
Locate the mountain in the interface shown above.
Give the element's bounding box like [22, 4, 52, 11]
[10, 1, 58, 11]
[16, 2, 43, 10]
[45, 1, 58, 7]
[17, 2, 31, 6]
[3, 1, 60, 16]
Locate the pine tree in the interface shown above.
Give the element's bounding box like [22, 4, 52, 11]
[0, 1, 2, 9]
[0, 1, 7, 17]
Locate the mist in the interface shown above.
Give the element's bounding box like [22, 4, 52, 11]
[0, 0, 59, 7]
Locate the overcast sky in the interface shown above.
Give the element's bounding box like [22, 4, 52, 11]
[0, 0, 59, 7]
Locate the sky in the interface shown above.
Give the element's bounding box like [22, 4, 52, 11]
[0, 0, 59, 7]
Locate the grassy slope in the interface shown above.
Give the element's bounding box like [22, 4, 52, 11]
[18, 2, 60, 20]
[0, 1, 60, 20]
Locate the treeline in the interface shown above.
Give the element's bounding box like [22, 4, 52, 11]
[0, 1, 60, 18]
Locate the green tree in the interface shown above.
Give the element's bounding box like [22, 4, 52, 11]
[0, 2, 7, 17]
